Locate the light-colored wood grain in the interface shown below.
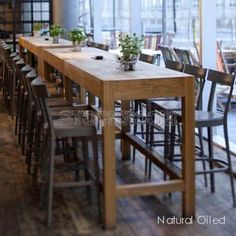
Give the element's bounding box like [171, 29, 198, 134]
[116, 180, 185, 198]
[182, 77, 196, 218]
[19, 36, 73, 77]
[40, 45, 196, 229]
[121, 101, 131, 160]
[102, 82, 116, 229]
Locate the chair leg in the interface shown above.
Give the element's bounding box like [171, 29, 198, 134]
[82, 137, 91, 203]
[169, 115, 176, 162]
[139, 102, 145, 139]
[132, 101, 139, 163]
[223, 123, 236, 207]
[47, 138, 55, 226]
[164, 111, 170, 159]
[207, 127, 215, 193]
[146, 102, 152, 177]
[92, 135, 102, 222]
[198, 128, 208, 187]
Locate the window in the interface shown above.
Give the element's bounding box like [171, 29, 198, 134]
[101, 0, 130, 48]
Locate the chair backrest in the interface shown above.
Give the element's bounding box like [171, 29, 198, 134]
[95, 43, 110, 51]
[139, 53, 156, 64]
[216, 41, 229, 74]
[159, 45, 180, 65]
[31, 77, 53, 137]
[159, 46, 174, 64]
[165, 60, 184, 72]
[183, 64, 207, 109]
[206, 70, 235, 116]
[193, 41, 200, 63]
[89, 41, 109, 51]
[174, 48, 192, 65]
[143, 34, 162, 50]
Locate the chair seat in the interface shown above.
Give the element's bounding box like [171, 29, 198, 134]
[48, 98, 71, 107]
[50, 118, 96, 137]
[152, 100, 181, 111]
[175, 110, 224, 127]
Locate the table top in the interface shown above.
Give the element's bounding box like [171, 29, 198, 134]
[110, 48, 161, 57]
[19, 36, 73, 56]
[19, 36, 72, 47]
[42, 47, 193, 100]
[44, 47, 188, 80]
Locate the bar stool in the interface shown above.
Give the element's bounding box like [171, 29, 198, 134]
[170, 69, 236, 207]
[147, 64, 207, 178]
[31, 78, 101, 226]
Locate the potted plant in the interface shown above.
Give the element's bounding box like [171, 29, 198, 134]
[118, 33, 144, 71]
[33, 23, 42, 37]
[69, 28, 87, 52]
[50, 24, 64, 43]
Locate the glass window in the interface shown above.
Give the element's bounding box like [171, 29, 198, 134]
[42, 3, 49, 11]
[141, 0, 199, 50]
[217, 0, 236, 45]
[42, 12, 49, 21]
[33, 12, 41, 21]
[101, 0, 130, 48]
[22, 12, 31, 21]
[77, 0, 93, 34]
[33, 3, 41, 11]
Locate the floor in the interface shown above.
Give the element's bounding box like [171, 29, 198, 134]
[0, 95, 236, 236]
[216, 111, 236, 144]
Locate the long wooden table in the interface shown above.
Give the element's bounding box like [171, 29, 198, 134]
[19, 36, 73, 77]
[13, 37, 197, 229]
[40, 47, 195, 229]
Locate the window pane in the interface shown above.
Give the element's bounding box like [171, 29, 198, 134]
[101, 0, 130, 48]
[33, 12, 41, 21]
[42, 12, 49, 21]
[42, 3, 49, 11]
[33, 3, 41, 11]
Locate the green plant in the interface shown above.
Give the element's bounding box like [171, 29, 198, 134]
[70, 28, 86, 44]
[33, 23, 42, 31]
[50, 24, 64, 37]
[118, 33, 144, 61]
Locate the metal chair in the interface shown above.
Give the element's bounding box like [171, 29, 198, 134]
[147, 64, 207, 178]
[170, 69, 236, 207]
[159, 45, 180, 65]
[31, 78, 101, 225]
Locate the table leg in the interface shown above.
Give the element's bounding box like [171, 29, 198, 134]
[43, 61, 53, 82]
[88, 92, 96, 105]
[64, 76, 73, 104]
[26, 51, 33, 66]
[79, 87, 86, 104]
[37, 53, 44, 77]
[102, 84, 116, 229]
[121, 100, 131, 160]
[19, 45, 24, 59]
[182, 77, 195, 218]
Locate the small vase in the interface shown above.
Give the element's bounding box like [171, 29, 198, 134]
[53, 36, 59, 44]
[33, 31, 41, 37]
[119, 55, 139, 71]
[72, 41, 82, 52]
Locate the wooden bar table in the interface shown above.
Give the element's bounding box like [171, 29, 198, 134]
[42, 47, 195, 230]
[42, 47, 108, 103]
[19, 36, 73, 78]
